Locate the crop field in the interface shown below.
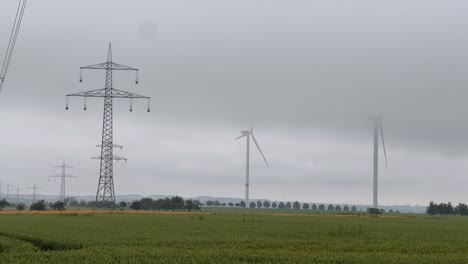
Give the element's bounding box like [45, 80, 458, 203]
[0, 211, 467, 264]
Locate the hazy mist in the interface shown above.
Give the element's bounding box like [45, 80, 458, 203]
[1, 0, 468, 205]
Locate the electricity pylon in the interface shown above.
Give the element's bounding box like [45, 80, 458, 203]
[6, 184, 10, 202]
[66, 43, 150, 207]
[27, 183, 42, 203]
[0, 179, 8, 199]
[15, 186, 24, 203]
[49, 160, 77, 201]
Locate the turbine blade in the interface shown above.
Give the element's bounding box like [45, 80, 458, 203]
[250, 122, 254, 132]
[380, 120, 388, 168]
[251, 133, 269, 167]
[234, 134, 247, 140]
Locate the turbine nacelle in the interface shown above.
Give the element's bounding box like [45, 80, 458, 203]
[235, 125, 269, 167]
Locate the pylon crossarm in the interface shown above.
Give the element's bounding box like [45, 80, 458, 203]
[96, 144, 123, 150]
[49, 174, 76, 178]
[67, 88, 106, 98]
[54, 165, 73, 169]
[67, 88, 149, 99]
[111, 88, 149, 99]
[91, 155, 127, 162]
[110, 62, 138, 71]
[81, 62, 137, 71]
[113, 155, 127, 162]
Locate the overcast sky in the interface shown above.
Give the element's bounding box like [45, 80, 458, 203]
[1, 0, 468, 205]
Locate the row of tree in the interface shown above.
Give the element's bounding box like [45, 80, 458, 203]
[0, 197, 395, 214]
[0, 199, 64, 211]
[206, 200, 360, 211]
[426, 202, 468, 216]
[127, 196, 201, 212]
[1, 197, 201, 211]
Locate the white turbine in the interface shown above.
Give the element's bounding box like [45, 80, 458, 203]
[370, 117, 388, 209]
[235, 124, 269, 206]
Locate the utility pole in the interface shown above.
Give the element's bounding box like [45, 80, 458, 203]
[66, 43, 150, 207]
[6, 184, 10, 202]
[49, 160, 77, 201]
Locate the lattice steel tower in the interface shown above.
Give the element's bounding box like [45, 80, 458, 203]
[66, 43, 150, 207]
[28, 183, 42, 203]
[49, 160, 77, 201]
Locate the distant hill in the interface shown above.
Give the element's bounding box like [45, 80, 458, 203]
[3, 193, 427, 214]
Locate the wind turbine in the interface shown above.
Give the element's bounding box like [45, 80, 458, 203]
[235, 124, 269, 206]
[369, 117, 388, 209]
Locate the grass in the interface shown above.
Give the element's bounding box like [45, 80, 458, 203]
[0, 211, 467, 263]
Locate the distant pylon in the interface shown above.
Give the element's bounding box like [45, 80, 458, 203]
[66, 43, 150, 207]
[15, 186, 23, 203]
[49, 159, 77, 201]
[27, 183, 42, 203]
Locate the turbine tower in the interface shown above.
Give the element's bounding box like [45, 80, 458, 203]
[66, 43, 150, 207]
[49, 160, 77, 201]
[235, 124, 269, 206]
[370, 117, 388, 208]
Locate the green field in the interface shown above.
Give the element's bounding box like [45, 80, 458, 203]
[0, 212, 467, 263]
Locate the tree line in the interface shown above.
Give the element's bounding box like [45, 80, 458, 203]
[127, 196, 201, 212]
[206, 200, 360, 212]
[1, 196, 202, 212]
[426, 201, 468, 216]
[55, 196, 202, 212]
[0, 197, 398, 214]
[0, 199, 59, 211]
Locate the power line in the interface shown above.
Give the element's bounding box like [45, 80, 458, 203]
[0, 0, 28, 93]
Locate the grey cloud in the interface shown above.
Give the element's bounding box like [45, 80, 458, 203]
[0, 0, 468, 205]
